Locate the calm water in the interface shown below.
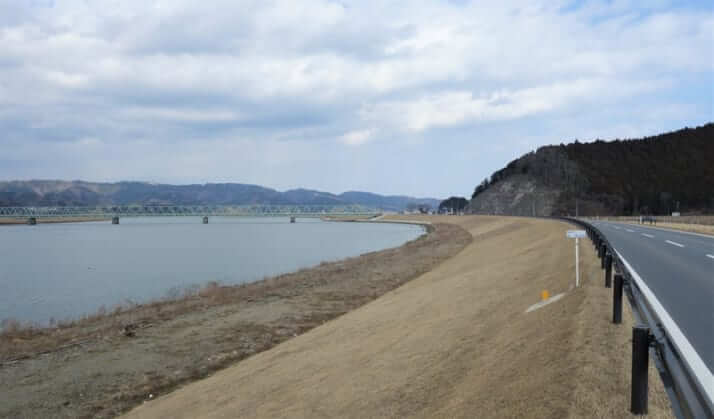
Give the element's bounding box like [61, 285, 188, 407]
[0, 217, 423, 325]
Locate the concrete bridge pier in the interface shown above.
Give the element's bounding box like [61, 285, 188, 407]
[27, 217, 37, 225]
[203, 216, 209, 224]
[112, 216, 120, 225]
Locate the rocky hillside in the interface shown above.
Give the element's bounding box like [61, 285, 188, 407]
[469, 123, 714, 216]
[0, 180, 439, 212]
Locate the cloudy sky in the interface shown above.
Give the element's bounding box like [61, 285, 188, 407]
[1, 0, 711, 198]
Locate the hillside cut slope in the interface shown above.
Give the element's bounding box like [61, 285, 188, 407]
[469, 123, 713, 216]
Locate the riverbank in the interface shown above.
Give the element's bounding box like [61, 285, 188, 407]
[124, 215, 673, 418]
[0, 221, 470, 418]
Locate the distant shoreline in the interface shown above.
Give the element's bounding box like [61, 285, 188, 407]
[0, 217, 110, 225]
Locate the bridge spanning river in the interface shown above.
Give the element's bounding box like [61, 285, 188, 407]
[0, 205, 380, 223]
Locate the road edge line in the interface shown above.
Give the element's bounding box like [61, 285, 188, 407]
[614, 249, 714, 405]
[665, 240, 685, 248]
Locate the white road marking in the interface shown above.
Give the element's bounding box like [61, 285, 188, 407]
[706, 254, 714, 260]
[614, 249, 714, 404]
[615, 223, 714, 239]
[665, 240, 685, 248]
[642, 233, 655, 238]
[525, 293, 566, 313]
[626, 229, 635, 232]
[614, 226, 621, 230]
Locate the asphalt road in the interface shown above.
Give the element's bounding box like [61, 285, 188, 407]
[589, 221, 714, 374]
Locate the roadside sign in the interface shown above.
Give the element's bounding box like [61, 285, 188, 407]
[567, 230, 586, 238]
[566, 230, 586, 287]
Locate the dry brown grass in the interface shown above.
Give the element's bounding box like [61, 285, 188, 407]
[122, 215, 674, 419]
[0, 280, 242, 360]
[567, 248, 673, 418]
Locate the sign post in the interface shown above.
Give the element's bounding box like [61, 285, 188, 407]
[566, 230, 586, 287]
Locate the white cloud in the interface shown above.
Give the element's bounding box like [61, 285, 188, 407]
[361, 78, 663, 132]
[120, 106, 242, 123]
[2, 1, 709, 104]
[74, 137, 102, 147]
[0, 0, 710, 196]
[41, 69, 90, 88]
[339, 129, 374, 146]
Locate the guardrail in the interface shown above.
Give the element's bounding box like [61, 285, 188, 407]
[560, 217, 713, 418]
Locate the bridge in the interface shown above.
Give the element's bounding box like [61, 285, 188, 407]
[0, 205, 380, 224]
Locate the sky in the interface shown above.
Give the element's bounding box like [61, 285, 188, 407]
[0, 0, 712, 198]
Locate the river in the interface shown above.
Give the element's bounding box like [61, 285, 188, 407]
[0, 217, 424, 326]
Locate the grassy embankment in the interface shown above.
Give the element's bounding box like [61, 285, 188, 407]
[124, 215, 674, 419]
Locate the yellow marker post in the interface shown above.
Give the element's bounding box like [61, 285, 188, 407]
[541, 290, 550, 301]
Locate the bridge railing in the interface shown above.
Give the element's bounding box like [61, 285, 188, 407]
[560, 217, 713, 419]
[0, 205, 380, 218]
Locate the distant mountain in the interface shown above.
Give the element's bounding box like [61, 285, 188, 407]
[0, 180, 440, 212]
[338, 191, 440, 212]
[468, 123, 714, 216]
[282, 188, 346, 206]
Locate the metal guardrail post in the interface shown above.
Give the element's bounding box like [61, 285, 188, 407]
[605, 254, 612, 288]
[601, 246, 607, 268]
[613, 273, 623, 324]
[632, 325, 650, 415]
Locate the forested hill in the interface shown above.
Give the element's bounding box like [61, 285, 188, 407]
[0, 180, 439, 212]
[468, 123, 714, 216]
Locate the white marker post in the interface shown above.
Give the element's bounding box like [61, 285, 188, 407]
[567, 230, 586, 287]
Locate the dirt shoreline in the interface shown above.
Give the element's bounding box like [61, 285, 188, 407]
[0, 221, 471, 418]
